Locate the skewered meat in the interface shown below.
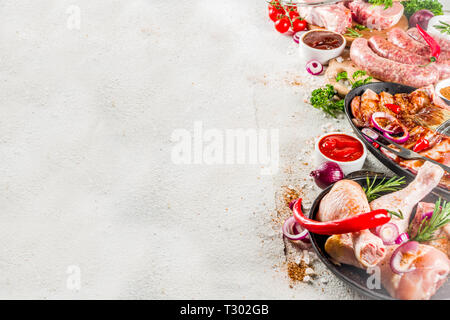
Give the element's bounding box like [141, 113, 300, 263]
[350, 38, 439, 88]
[370, 161, 445, 232]
[346, 0, 404, 30]
[318, 180, 386, 267]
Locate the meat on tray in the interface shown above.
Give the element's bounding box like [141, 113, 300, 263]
[324, 163, 449, 300]
[350, 86, 450, 189]
[346, 0, 404, 30]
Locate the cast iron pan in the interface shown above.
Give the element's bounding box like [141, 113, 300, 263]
[344, 82, 450, 198]
[308, 173, 449, 300]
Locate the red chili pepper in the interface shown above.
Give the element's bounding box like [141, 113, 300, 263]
[416, 24, 441, 62]
[385, 103, 401, 114]
[413, 137, 430, 153]
[292, 199, 390, 235]
[372, 142, 380, 149]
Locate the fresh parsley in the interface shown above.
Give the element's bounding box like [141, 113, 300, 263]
[368, 0, 393, 9]
[363, 176, 406, 202]
[309, 84, 344, 118]
[335, 70, 373, 89]
[435, 20, 450, 35]
[401, 0, 443, 17]
[410, 199, 450, 242]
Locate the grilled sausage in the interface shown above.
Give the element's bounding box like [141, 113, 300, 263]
[350, 38, 439, 88]
[368, 36, 450, 79]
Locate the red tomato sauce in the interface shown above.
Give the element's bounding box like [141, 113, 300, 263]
[319, 134, 363, 162]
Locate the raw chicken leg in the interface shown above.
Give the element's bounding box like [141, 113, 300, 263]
[370, 161, 444, 232]
[318, 180, 386, 267]
[379, 244, 449, 300]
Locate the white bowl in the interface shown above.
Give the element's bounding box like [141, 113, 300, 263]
[299, 30, 346, 65]
[435, 78, 450, 105]
[314, 132, 367, 176]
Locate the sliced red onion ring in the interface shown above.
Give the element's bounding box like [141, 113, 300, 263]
[422, 211, 433, 221]
[390, 241, 419, 274]
[306, 60, 323, 76]
[395, 232, 410, 245]
[383, 124, 409, 144]
[373, 223, 399, 245]
[289, 199, 298, 211]
[293, 31, 306, 44]
[282, 216, 309, 242]
[371, 112, 397, 134]
[361, 128, 379, 143]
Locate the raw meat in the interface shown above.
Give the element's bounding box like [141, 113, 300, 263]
[346, 0, 404, 30]
[318, 180, 386, 267]
[350, 38, 439, 88]
[297, 3, 352, 34]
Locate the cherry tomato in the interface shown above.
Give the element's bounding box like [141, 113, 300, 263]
[289, 10, 299, 20]
[268, 1, 285, 15]
[275, 17, 291, 34]
[268, 7, 281, 22]
[292, 18, 307, 32]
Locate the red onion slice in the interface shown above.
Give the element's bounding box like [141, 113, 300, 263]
[282, 216, 309, 242]
[371, 112, 397, 134]
[395, 232, 410, 245]
[373, 223, 399, 245]
[422, 211, 433, 221]
[390, 241, 419, 274]
[383, 124, 409, 144]
[306, 60, 323, 76]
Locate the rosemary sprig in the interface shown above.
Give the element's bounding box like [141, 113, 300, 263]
[344, 28, 363, 38]
[435, 20, 450, 35]
[388, 210, 404, 220]
[410, 199, 450, 242]
[363, 176, 406, 202]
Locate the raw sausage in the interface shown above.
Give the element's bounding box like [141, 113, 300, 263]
[350, 38, 439, 88]
[407, 27, 450, 53]
[388, 28, 450, 60]
[368, 36, 450, 79]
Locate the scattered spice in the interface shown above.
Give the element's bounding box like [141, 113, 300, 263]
[288, 261, 310, 282]
[440, 86, 450, 100]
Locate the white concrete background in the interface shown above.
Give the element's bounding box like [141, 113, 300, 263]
[0, 0, 444, 299]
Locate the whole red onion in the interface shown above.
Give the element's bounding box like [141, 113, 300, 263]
[409, 10, 434, 30]
[310, 161, 344, 189]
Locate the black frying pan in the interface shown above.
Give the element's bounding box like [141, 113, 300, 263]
[308, 174, 449, 300]
[343, 82, 450, 198]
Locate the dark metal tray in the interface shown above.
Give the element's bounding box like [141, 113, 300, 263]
[308, 174, 448, 300]
[343, 82, 449, 198]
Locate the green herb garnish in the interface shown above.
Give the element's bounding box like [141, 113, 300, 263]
[344, 28, 363, 38]
[368, 0, 393, 9]
[309, 84, 344, 118]
[353, 24, 369, 31]
[388, 210, 404, 220]
[401, 0, 443, 18]
[435, 20, 450, 35]
[335, 70, 373, 89]
[410, 199, 450, 242]
[363, 176, 406, 202]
